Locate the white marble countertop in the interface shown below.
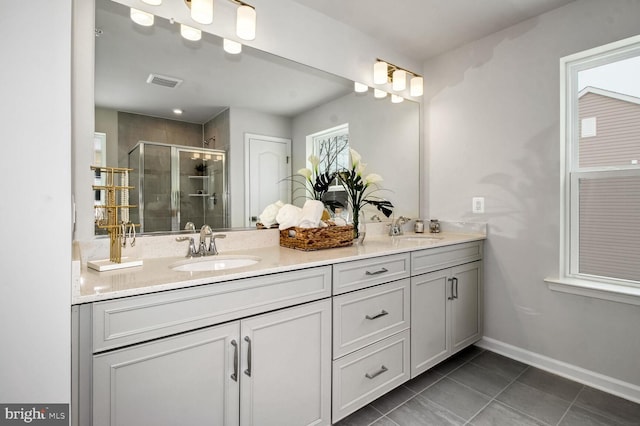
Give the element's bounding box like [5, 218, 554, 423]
[74, 230, 486, 305]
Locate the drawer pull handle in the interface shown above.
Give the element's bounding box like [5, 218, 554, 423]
[230, 339, 238, 382]
[244, 336, 252, 377]
[365, 310, 389, 320]
[365, 365, 388, 379]
[365, 267, 389, 276]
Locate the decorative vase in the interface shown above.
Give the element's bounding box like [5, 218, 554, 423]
[352, 208, 366, 244]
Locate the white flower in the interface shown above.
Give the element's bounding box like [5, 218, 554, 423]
[356, 161, 367, 176]
[349, 149, 361, 168]
[308, 155, 320, 172]
[298, 168, 312, 180]
[365, 173, 383, 185]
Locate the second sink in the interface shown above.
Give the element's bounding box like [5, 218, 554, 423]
[170, 255, 261, 272]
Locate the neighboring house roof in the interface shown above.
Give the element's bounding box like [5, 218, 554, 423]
[579, 86, 640, 106]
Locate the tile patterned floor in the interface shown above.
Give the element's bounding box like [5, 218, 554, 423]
[335, 346, 640, 426]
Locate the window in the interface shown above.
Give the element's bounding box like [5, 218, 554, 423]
[553, 35, 640, 302]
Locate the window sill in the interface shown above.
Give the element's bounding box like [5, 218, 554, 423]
[545, 277, 640, 306]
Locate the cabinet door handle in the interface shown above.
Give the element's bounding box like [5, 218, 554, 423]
[453, 277, 459, 299]
[447, 277, 454, 300]
[244, 336, 252, 377]
[230, 339, 238, 382]
[365, 310, 389, 320]
[365, 365, 388, 379]
[365, 267, 388, 276]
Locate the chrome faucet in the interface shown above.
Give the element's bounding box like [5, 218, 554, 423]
[175, 236, 198, 258]
[199, 225, 213, 256]
[389, 216, 410, 236]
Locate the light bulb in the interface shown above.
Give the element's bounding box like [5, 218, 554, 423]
[237, 5, 256, 41]
[410, 76, 424, 97]
[223, 38, 242, 54]
[392, 69, 407, 91]
[180, 24, 201, 41]
[391, 94, 404, 103]
[130, 8, 154, 26]
[191, 0, 213, 25]
[373, 61, 388, 85]
[374, 89, 387, 99]
[354, 82, 368, 93]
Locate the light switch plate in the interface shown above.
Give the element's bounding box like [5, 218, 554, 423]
[472, 197, 485, 214]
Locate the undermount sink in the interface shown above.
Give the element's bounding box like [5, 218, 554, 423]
[170, 255, 261, 272]
[394, 234, 443, 243]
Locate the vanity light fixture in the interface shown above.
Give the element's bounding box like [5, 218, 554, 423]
[235, 1, 256, 41]
[374, 59, 423, 97]
[223, 38, 242, 54]
[374, 89, 387, 99]
[354, 82, 368, 93]
[410, 75, 423, 97]
[392, 69, 406, 91]
[180, 24, 202, 41]
[130, 8, 154, 26]
[141, 0, 162, 5]
[373, 61, 388, 85]
[189, 0, 214, 25]
[391, 94, 404, 103]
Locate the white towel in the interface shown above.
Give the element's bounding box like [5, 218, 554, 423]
[277, 204, 303, 230]
[259, 200, 284, 227]
[298, 200, 325, 228]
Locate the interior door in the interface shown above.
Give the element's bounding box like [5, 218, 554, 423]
[245, 134, 291, 227]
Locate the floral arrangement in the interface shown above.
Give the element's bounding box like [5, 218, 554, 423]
[297, 154, 336, 202]
[338, 149, 394, 239]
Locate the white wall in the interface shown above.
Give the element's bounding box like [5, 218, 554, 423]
[425, 0, 640, 391]
[0, 0, 72, 405]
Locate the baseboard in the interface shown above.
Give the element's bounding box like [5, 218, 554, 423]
[476, 337, 640, 404]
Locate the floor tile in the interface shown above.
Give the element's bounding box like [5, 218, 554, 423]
[334, 404, 383, 426]
[387, 395, 465, 426]
[448, 361, 512, 397]
[453, 345, 485, 361]
[369, 385, 416, 415]
[370, 416, 399, 426]
[496, 381, 571, 425]
[404, 370, 444, 394]
[420, 377, 491, 421]
[469, 401, 547, 426]
[470, 351, 528, 380]
[575, 386, 640, 425]
[517, 367, 583, 402]
[559, 405, 622, 426]
[431, 354, 469, 376]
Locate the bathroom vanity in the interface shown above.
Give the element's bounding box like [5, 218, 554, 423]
[71, 230, 484, 425]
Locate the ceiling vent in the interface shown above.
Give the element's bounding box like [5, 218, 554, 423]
[146, 73, 183, 88]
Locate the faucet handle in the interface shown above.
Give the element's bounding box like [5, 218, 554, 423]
[176, 236, 198, 257]
[209, 234, 227, 255]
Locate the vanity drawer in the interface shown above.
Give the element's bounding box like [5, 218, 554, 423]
[333, 279, 410, 358]
[411, 241, 482, 276]
[333, 253, 410, 295]
[332, 329, 410, 423]
[91, 266, 331, 352]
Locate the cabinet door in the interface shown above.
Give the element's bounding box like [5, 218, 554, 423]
[93, 322, 240, 426]
[410, 270, 449, 378]
[240, 299, 331, 426]
[451, 261, 483, 353]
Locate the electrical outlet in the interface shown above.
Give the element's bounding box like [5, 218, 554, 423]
[472, 197, 485, 214]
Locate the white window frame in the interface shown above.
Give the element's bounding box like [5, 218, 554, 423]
[546, 35, 640, 305]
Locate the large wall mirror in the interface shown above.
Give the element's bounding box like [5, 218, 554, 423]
[90, 0, 420, 236]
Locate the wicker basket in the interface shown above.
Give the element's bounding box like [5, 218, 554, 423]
[280, 224, 354, 251]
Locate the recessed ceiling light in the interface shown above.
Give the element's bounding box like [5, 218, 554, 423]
[173, 108, 183, 115]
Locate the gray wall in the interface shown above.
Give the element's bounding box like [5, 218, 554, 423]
[0, 0, 72, 403]
[424, 0, 640, 388]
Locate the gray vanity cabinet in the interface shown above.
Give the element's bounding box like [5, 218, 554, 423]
[92, 298, 331, 426]
[410, 242, 483, 377]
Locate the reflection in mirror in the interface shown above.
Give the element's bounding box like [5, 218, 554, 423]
[93, 0, 420, 235]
